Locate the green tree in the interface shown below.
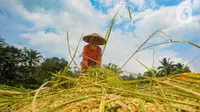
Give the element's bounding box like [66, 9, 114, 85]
[0, 38, 7, 48]
[0, 45, 23, 84]
[173, 63, 191, 74]
[143, 69, 157, 77]
[0, 38, 9, 56]
[24, 48, 42, 67]
[41, 57, 68, 72]
[158, 58, 176, 76]
[103, 63, 122, 73]
[157, 58, 191, 77]
[121, 74, 136, 80]
[0, 38, 75, 89]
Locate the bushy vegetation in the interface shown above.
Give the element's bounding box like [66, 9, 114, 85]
[121, 58, 191, 80]
[0, 38, 74, 89]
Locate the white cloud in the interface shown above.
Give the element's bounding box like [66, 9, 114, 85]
[134, 6, 178, 39]
[99, 0, 115, 7]
[130, 0, 145, 9]
[131, 4, 200, 44]
[20, 31, 67, 56]
[192, 0, 200, 11]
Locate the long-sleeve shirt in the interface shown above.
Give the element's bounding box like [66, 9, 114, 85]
[82, 44, 102, 70]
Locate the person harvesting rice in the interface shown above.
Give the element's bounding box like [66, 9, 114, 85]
[81, 33, 106, 71]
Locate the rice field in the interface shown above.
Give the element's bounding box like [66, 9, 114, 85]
[0, 67, 200, 112]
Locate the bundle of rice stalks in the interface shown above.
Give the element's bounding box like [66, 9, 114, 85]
[0, 68, 200, 112]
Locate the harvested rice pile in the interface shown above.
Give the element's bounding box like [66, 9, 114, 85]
[0, 68, 200, 112]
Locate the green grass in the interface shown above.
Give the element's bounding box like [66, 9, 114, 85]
[0, 84, 31, 92]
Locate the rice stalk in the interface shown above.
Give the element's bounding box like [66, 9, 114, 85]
[128, 6, 132, 20]
[0, 90, 25, 95]
[62, 32, 82, 73]
[122, 77, 167, 84]
[104, 106, 121, 111]
[124, 71, 200, 97]
[68, 44, 199, 96]
[66, 32, 82, 71]
[91, 82, 200, 107]
[53, 32, 82, 85]
[136, 59, 155, 77]
[135, 59, 167, 97]
[169, 89, 200, 100]
[114, 100, 133, 112]
[137, 100, 147, 112]
[99, 97, 106, 112]
[67, 45, 199, 96]
[171, 104, 199, 112]
[45, 96, 91, 112]
[54, 73, 200, 107]
[2, 69, 200, 111]
[137, 40, 200, 53]
[120, 24, 200, 69]
[102, 8, 120, 55]
[157, 30, 172, 41]
[120, 27, 163, 69]
[32, 81, 55, 112]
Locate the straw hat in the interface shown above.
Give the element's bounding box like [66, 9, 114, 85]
[83, 33, 106, 45]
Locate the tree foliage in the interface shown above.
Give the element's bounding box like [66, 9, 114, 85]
[103, 63, 122, 74]
[0, 38, 71, 89]
[142, 58, 192, 78]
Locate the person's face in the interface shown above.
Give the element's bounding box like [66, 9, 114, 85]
[90, 37, 98, 47]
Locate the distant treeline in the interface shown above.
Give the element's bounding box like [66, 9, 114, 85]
[121, 58, 191, 80]
[0, 38, 78, 89]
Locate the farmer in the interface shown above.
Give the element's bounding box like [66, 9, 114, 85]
[81, 33, 106, 71]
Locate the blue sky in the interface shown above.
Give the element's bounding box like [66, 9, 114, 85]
[0, 0, 200, 73]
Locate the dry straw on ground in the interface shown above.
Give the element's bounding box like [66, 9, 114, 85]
[0, 67, 200, 112]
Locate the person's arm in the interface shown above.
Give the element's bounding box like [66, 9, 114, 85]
[82, 46, 88, 71]
[96, 47, 102, 67]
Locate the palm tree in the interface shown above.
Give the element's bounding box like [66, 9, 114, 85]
[158, 58, 176, 76]
[0, 38, 8, 53]
[0, 38, 6, 46]
[24, 49, 42, 67]
[175, 63, 191, 73]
